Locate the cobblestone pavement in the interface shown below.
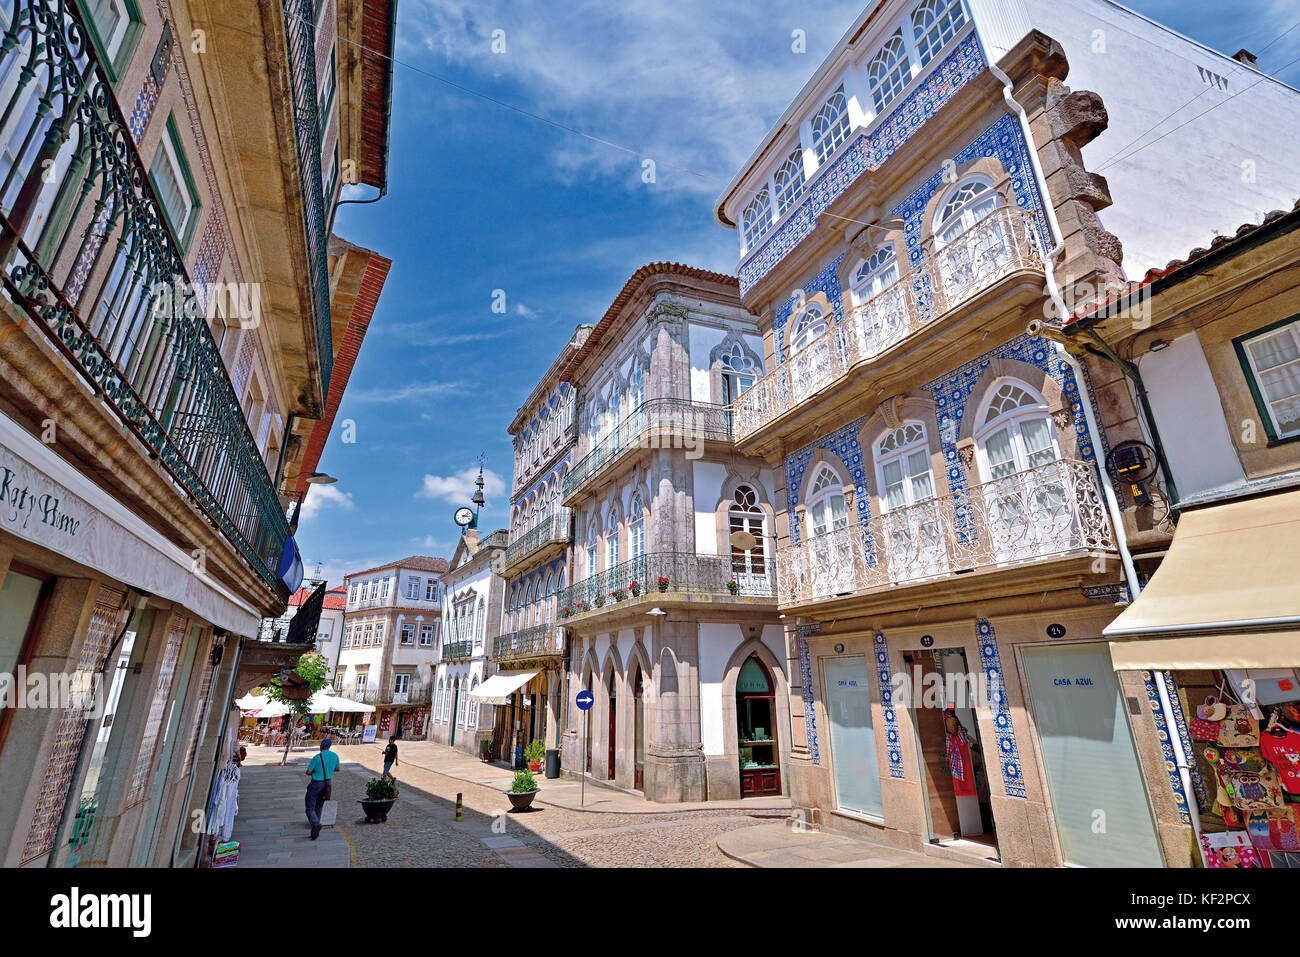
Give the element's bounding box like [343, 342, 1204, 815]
[241, 744, 785, 867]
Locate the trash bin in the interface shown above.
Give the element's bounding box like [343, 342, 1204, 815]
[545, 749, 560, 779]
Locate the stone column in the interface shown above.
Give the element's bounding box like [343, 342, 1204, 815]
[644, 617, 705, 802]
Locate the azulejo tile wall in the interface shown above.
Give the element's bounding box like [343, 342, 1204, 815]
[977, 619, 1026, 799]
[738, 30, 986, 297]
[875, 631, 904, 779]
[1145, 671, 1195, 825]
[798, 634, 819, 764]
[783, 334, 1095, 547]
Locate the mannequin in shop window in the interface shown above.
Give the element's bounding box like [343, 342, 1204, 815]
[944, 706, 981, 798]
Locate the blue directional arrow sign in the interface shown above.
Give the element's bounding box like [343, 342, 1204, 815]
[576, 690, 595, 711]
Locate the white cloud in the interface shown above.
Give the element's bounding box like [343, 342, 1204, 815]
[417, 466, 507, 504]
[299, 482, 354, 521]
[401, 0, 866, 197]
[347, 380, 467, 403]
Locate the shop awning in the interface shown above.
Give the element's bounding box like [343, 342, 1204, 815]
[1109, 631, 1300, 670]
[469, 670, 539, 705]
[1104, 490, 1300, 670]
[310, 691, 375, 714]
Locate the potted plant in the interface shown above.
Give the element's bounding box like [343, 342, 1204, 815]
[594, 593, 605, 607]
[630, 580, 640, 597]
[561, 605, 571, 618]
[612, 588, 623, 602]
[727, 577, 739, 595]
[359, 776, 399, 823]
[506, 769, 539, 811]
[479, 739, 492, 763]
[657, 575, 670, 593]
[524, 738, 545, 772]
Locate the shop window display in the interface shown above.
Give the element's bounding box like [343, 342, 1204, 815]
[737, 656, 780, 796]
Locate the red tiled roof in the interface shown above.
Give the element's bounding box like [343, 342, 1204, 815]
[558, 262, 738, 382]
[345, 555, 450, 579]
[1068, 199, 1300, 326]
[287, 586, 345, 610]
[295, 249, 392, 497]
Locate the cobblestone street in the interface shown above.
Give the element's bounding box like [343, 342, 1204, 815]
[240, 743, 789, 867]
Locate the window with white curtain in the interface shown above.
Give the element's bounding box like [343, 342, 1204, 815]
[789, 303, 829, 354]
[876, 423, 935, 510]
[975, 381, 1059, 480]
[851, 246, 900, 305]
[806, 465, 849, 536]
[1239, 318, 1300, 440]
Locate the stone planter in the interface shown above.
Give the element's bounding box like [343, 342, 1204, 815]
[506, 789, 538, 811]
[359, 798, 396, 823]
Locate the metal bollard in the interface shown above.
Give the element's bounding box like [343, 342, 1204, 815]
[456, 792, 463, 822]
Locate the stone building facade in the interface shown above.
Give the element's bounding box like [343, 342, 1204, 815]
[0, 0, 395, 868]
[555, 264, 785, 803]
[712, 0, 1300, 866]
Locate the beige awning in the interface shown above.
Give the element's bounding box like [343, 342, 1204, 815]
[469, 670, 539, 705]
[1104, 489, 1300, 670]
[1109, 631, 1300, 670]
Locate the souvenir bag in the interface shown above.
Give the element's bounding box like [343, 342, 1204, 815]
[1260, 720, 1300, 794]
[1199, 830, 1266, 868]
[1193, 695, 1226, 741]
[1217, 704, 1260, 748]
[1246, 807, 1300, 852]
[1223, 765, 1285, 811]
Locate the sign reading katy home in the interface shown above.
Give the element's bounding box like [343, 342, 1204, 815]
[0, 464, 81, 538]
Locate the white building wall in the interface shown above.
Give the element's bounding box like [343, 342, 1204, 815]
[974, 0, 1300, 275]
[698, 623, 738, 756]
[693, 461, 727, 554]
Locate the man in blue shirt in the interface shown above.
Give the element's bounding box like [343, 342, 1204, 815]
[305, 738, 340, 840]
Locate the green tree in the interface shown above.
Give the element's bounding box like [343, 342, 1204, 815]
[259, 652, 331, 766]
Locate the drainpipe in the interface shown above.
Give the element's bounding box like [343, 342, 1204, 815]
[977, 25, 1199, 842]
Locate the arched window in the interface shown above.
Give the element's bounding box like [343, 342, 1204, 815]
[774, 147, 806, 214]
[810, 85, 851, 163]
[630, 364, 645, 412]
[477, 597, 486, 645]
[789, 302, 828, 354]
[975, 381, 1060, 480]
[912, 0, 967, 67]
[719, 343, 759, 404]
[456, 679, 467, 726]
[742, 189, 773, 251]
[806, 465, 849, 536]
[935, 176, 998, 245]
[468, 678, 479, 727]
[850, 246, 900, 305]
[586, 521, 599, 579]
[867, 31, 912, 113]
[606, 507, 621, 569]
[628, 493, 645, 560]
[435, 678, 444, 722]
[729, 484, 768, 591]
[877, 423, 935, 511]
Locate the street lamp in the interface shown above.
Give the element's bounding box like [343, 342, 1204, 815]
[285, 471, 338, 534]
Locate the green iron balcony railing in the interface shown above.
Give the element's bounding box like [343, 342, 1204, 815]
[282, 0, 333, 395]
[441, 639, 474, 661]
[564, 398, 734, 499]
[493, 622, 564, 663]
[0, 0, 287, 586]
[557, 551, 775, 619]
[502, 508, 572, 572]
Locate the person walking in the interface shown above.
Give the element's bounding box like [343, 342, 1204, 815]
[381, 735, 399, 780]
[305, 738, 339, 840]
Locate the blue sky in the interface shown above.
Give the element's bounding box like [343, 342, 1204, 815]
[294, 0, 1300, 585]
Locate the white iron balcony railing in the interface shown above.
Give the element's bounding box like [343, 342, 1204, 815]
[503, 509, 573, 571]
[493, 622, 565, 663]
[776, 459, 1112, 605]
[733, 207, 1045, 441]
[557, 551, 776, 619]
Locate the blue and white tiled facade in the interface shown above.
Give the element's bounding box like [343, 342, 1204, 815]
[1143, 672, 1193, 825]
[799, 636, 819, 764]
[738, 30, 987, 297]
[977, 619, 1026, 799]
[875, 631, 904, 779]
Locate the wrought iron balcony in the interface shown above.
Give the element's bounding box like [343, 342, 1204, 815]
[557, 551, 775, 621]
[0, 1, 288, 586]
[563, 398, 733, 500]
[337, 682, 432, 706]
[733, 207, 1045, 441]
[502, 509, 572, 573]
[282, 0, 333, 394]
[493, 622, 565, 663]
[441, 639, 474, 661]
[776, 458, 1112, 605]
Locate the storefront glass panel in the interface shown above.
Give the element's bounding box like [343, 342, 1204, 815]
[0, 569, 45, 681]
[1021, 642, 1163, 867]
[823, 655, 883, 818]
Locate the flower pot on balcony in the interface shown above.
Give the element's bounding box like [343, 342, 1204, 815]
[630, 582, 640, 596]
[528, 761, 542, 773]
[657, 578, 669, 593]
[727, 581, 739, 595]
[594, 596, 605, 607]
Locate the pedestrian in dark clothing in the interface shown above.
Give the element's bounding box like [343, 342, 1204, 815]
[381, 736, 399, 780]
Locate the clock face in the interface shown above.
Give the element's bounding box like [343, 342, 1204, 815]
[454, 507, 474, 526]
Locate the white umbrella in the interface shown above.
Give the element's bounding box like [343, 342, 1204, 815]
[311, 690, 374, 714]
[240, 699, 290, 718]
